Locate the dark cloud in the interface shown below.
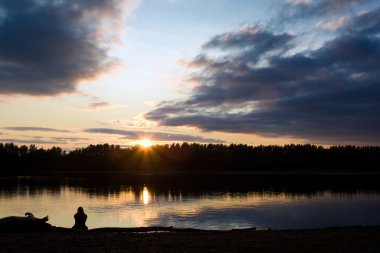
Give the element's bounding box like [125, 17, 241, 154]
[84, 128, 224, 143]
[0, 0, 134, 95]
[145, 7, 380, 145]
[284, 0, 370, 19]
[203, 25, 294, 55]
[4, 127, 71, 133]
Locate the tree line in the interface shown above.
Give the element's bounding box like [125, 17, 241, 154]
[1, 142, 380, 174]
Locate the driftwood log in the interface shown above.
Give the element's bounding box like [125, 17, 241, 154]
[0, 213, 52, 232]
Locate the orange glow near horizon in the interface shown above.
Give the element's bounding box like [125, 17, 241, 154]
[139, 139, 153, 148]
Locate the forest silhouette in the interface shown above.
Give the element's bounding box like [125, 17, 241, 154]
[1, 142, 380, 174]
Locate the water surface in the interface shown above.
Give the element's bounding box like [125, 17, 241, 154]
[1, 175, 379, 230]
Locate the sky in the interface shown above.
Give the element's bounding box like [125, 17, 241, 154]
[0, 0, 380, 149]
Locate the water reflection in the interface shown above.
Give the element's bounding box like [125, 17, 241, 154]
[0, 176, 380, 230]
[142, 187, 150, 205]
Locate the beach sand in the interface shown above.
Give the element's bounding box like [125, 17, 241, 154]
[0, 227, 379, 252]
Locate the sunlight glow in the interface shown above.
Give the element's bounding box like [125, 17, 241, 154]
[139, 139, 152, 147]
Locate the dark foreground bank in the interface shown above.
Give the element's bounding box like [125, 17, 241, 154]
[1, 226, 379, 253]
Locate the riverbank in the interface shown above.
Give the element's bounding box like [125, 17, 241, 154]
[1, 226, 379, 252]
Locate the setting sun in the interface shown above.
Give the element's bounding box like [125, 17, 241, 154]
[139, 139, 152, 147]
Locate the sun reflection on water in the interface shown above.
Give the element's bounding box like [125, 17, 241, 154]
[142, 187, 150, 205]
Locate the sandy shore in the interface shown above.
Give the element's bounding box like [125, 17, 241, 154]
[1, 226, 379, 253]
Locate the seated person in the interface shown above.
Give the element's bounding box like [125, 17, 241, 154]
[72, 207, 88, 230]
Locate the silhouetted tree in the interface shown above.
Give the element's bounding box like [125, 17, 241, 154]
[1, 142, 380, 174]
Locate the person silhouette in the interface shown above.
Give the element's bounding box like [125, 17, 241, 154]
[72, 207, 88, 230]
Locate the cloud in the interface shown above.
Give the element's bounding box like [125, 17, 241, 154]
[76, 101, 126, 111]
[0, 138, 64, 145]
[0, 0, 137, 95]
[202, 25, 294, 53]
[283, 0, 370, 19]
[0, 136, 90, 145]
[317, 16, 348, 30]
[287, 0, 311, 6]
[84, 128, 224, 143]
[3, 127, 72, 133]
[145, 7, 380, 145]
[51, 137, 89, 142]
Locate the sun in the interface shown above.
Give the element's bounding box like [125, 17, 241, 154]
[139, 139, 152, 148]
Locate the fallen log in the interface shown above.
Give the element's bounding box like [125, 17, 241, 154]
[0, 213, 52, 232]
